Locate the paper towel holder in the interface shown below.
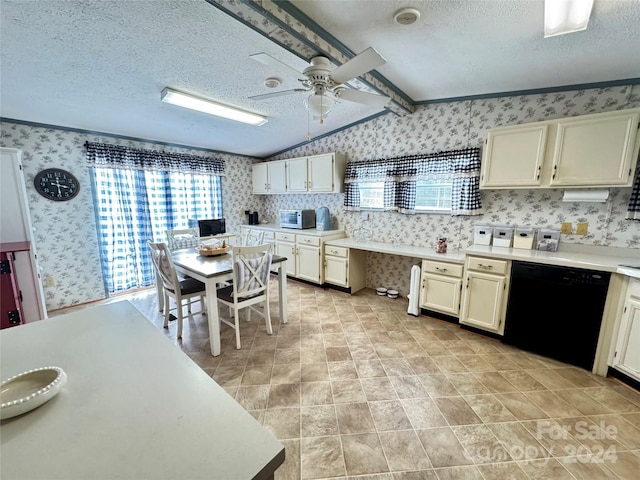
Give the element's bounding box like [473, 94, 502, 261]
[562, 189, 609, 203]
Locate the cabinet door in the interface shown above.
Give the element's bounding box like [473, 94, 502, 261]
[269, 160, 288, 193]
[325, 255, 348, 286]
[480, 125, 548, 188]
[252, 163, 269, 194]
[460, 271, 505, 334]
[550, 111, 640, 187]
[613, 296, 640, 380]
[276, 242, 296, 276]
[287, 157, 308, 193]
[308, 154, 335, 192]
[419, 273, 462, 316]
[297, 244, 321, 283]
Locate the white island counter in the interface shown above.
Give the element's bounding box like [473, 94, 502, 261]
[0, 301, 284, 480]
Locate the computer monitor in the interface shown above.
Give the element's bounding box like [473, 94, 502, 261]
[188, 218, 226, 237]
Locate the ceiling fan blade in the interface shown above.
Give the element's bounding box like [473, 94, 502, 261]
[249, 89, 308, 101]
[330, 47, 387, 85]
[249, 53, 304, 80]
[335, 88, 391, 108]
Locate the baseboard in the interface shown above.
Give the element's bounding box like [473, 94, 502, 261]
[607, 367, 640, 392]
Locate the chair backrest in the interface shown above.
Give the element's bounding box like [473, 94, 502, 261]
[242, 229, 265, 246]
[166, 228, 200, 251]
[232, 244, 272, 300]
[148, 241, 180, 292]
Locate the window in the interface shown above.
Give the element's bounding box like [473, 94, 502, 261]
[359, 179, 453, 212]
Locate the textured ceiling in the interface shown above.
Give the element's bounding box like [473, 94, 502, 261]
[1, 0, 639, 158]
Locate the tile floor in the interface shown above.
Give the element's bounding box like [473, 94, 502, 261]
[56, 280, 640, 479]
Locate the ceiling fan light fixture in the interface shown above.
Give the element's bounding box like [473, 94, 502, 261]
[304, 93, 335, 118]
[544, 0, 594, 38]
[264, 77, 281, 88]
[161, 87, 267, 126]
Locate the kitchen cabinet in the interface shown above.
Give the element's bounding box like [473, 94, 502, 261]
[324, 245, 367, 293]
[480, 108, 640, 189]
[286, 152, 346, 193]
[251, 160, 287, 194]
[274, 231, 345, 284]
[611, 278, 640, 382]
[460, 256, 510, 335]
[419, 259, 464, 317]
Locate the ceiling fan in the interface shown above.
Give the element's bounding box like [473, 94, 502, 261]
[249, 47, 391, 123]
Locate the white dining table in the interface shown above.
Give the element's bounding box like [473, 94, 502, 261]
[165, 248, 288, 356]
[0, 301, 285, 479]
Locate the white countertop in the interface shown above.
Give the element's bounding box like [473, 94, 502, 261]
[0, 301, 284, 480]
[246, 223, 345, 237]
[324, 237, 466, 263]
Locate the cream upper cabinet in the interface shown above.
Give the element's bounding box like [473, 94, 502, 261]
[481, 125, 548, 188]
[550, 111, 640, 186]
[480, 108, 640, 189]
[287, 157, 308, 193]
[285, 152, 346, 194]
[252, 160, 287, 194]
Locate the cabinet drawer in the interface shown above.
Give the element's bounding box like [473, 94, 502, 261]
[262, 231, 275, 241]
[422, 260, 463, 278]
[325, 245, 348, 257]
[297, 235, 320, 247]
[466, 256, 508, 275]
[276, 232, 296, 242]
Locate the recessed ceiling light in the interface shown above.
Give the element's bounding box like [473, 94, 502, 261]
[393, 7, 420, 25]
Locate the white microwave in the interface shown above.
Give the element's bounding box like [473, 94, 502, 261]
[279, 209, 316, 229]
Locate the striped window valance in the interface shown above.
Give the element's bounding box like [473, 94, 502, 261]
[344, 148, 482, 216]
[85, 142, 225, 176]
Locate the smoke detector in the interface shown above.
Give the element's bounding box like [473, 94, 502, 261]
[264, 77, 281, 88]
[393, 7, 420, 25]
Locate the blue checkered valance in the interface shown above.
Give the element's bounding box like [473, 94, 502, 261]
[344, 148, 483, 216]
[627, 164, 640, 220]
[85, 142, 225, 176]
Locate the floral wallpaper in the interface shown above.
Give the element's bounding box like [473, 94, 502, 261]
[1, 84, 639, 311]
[266, 85, 640, 296]
[0, 124, 263, 311]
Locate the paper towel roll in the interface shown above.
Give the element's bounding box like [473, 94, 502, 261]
[562, 189, 609, 203]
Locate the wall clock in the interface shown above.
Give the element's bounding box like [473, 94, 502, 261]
[34, 168, 80, 201]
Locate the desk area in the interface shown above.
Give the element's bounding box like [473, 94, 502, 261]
[0, 301, 285, 479]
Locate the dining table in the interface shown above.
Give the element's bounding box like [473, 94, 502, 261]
[0, 301, 285, 479]
[162, 248, 288, 356]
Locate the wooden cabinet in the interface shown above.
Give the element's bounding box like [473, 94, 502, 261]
[252, 160, 286, 194]
[480, 108, 640, 189]
[419, 259, 464, 317]
[324, 245, 367, 293]
[611, 278, 640, 382]
[460, 256, 510, 335]
[253, 152, 345, 194]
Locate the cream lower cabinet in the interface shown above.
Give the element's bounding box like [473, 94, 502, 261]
[459, 256, 510, 335]
[611, 278, 640, 382]
[275, 231, 344, 284]
[419, 259, 464, 316]
[324, 245, 367, 293]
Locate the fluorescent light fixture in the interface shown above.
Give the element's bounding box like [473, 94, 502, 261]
[544, 0, 594, 38]
[161, 87, 267, 126]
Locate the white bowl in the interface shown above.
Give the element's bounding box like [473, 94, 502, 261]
[376, 287, 387, 296]
[1, 366, 67, 419]
[387, 289, 399, 299]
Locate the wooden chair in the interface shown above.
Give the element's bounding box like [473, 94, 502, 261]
[148, 241, 206, 339]
[216, 244, 273, 349]
[166, 228, 200, 251]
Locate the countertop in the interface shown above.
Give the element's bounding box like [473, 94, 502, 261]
[245, 223, 345, 237]
[324, 237, 639, 279]
[0, 301, 284, 480]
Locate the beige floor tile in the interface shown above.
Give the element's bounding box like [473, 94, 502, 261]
[331, 379, 367, 403]
[335, 402, 376, 434]
[300, 405, 338, 437]
[341, 432, 389, 476]
[433, 396, 482, 426]
[300, 381, 333, 406]
[463, 393, 517, 423]
[369, 400, 413, 432]
[300, 435, 346, 479]
[379, 430, 432, 471]
[263, 407, 301, 440]
[361, 377, 399, 401]
[416, 427, 474, 468]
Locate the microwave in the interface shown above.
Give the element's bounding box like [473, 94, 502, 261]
[279, 209, 316, 229]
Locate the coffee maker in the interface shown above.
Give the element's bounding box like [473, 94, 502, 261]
[248, 211, 259, 225]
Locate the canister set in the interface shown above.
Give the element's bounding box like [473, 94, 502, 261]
[474, 224, 561, 252]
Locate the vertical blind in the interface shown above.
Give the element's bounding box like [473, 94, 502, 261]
[86, 142, 225, 294]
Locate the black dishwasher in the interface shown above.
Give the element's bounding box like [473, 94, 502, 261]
[503, 261, 610, 370]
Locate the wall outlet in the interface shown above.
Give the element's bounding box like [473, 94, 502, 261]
[360, 211, 370, 221]
[576, 222, 588, 236]
[560, 222, 572, 235]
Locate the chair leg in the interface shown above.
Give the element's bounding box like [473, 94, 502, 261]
[177, 298, 184, 339]
[163, 292, 171, 328]
[234, 308, 241, 350]
[201, 295, 206, 313]
[264, 300, 272, 335]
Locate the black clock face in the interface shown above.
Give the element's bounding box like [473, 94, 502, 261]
[34, 168, 80, 201]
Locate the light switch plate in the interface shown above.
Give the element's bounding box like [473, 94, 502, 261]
[576, 222, 588, 235]
[561, 222, 572, 235]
